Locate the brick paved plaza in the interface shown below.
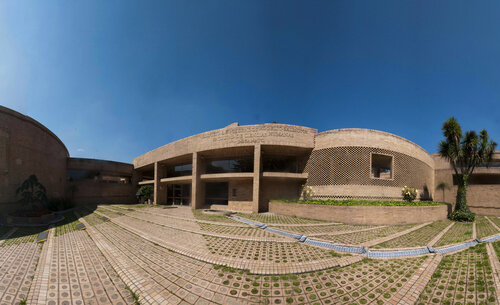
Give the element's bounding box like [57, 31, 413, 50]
[1, 205, 500, 305]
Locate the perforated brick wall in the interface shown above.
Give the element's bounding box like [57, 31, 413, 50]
[304, 146, 434, 199]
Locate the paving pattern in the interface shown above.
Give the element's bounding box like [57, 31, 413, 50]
[489, 216, 500, 230]
[315, 224, 417, 245]
[94, 209, 359, 274]
[374, 220, 452, 249]
[2, 205, 500, 304]
[476, 216, 500, 239]
[0, 236, 40, 304]
[28, 226, 135, 305]
[271, 224, 379, 236]
[417, 243, 497, 305]
[433, 222, 474, 247]
[236, 213, 328, 225]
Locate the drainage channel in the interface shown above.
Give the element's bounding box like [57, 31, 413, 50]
[230, 216, 500, 258]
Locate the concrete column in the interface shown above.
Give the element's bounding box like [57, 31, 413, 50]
[153, 162, 160, 205]
[153, 162, 167, 205]
[191, 152, 203, 209]
[252, 144, 262, 213]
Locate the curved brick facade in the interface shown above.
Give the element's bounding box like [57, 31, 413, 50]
[305, 147, 434, 200]
[0, 106, 69, 205]
[0, 106, 136, 208]
[303, 129, 435, 200]
[134, 124, 438, 212]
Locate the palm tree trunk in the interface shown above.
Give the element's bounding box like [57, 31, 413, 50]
[455, 174, 469, 212]
[442, 189, 445, 202]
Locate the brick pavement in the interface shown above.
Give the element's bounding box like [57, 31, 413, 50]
[0, 233, 40, 305]
[1, 206, 499, 304]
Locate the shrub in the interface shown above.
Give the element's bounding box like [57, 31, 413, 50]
[401, 186, 418, 202]
[449, 210, 476, 222]
[136, 185, 154, 202]
[301, 185, 315, 200]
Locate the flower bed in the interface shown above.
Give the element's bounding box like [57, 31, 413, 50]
[269, 201, 449, 225]
[273, 199, 445, 206]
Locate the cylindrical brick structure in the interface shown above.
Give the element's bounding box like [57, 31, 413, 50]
[0, 106, 69, 206]
[305, 129, 435, 200]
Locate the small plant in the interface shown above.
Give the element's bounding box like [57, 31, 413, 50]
[401, 185, 418, 202]
[301, 185, 315, 200]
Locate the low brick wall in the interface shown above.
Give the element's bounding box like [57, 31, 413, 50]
[269, 201, 449, 225]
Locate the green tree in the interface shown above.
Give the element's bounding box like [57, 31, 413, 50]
[137, 185, 154, 203]
[438, 117, 497, 221]
[436, 181, 450, 202]
[16, 175, 47, 210]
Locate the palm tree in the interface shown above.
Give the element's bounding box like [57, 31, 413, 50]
[439, 117, 497, 220]
[16, 175, 48, 210]
[436, 181, 450, 202]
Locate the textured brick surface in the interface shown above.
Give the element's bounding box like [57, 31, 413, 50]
[269, 201, 448, 225]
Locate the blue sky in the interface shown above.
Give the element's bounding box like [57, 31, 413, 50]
[1, 1, 499, 163]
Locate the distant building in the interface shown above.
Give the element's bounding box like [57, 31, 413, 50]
[1, 105, 499, 215]
[0, 106, 137, 209]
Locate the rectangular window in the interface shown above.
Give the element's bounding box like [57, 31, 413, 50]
[67, 169, 100, 181]
[453, 174, 500, 185]
[166, 163, 192, 177]
[262, 155, 298, 173]
[167, 184, 191, 205]
[477, 161, 500, 168]
[205, 157, 253, 174]
[371, 153, 393, 179]
[205, 182, 229, 205]
[101, 175, 131, 184]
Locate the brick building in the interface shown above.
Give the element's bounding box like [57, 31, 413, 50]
[1, 105, 499, 215]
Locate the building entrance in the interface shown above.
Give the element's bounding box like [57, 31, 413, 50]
[167, 184, 191, 206]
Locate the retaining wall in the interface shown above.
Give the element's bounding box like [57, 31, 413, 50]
[269, 201, 449, 225]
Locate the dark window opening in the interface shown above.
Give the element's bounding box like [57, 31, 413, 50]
[477, 161, 500, 168]
[262, 155, 298, 173]
[205, 182, 228, 205]
[140, 170, 154, 181]
[167, 184, 191, 205]
[101, 175, 131, 184]
[371, 153, 393, 179]
[67, 169, 100, 181]
[67, 170, 131, 183]
[453, 174, 500, 185]
[205, 157, 253, 174]
[167, 163, 192, 177]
